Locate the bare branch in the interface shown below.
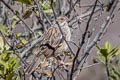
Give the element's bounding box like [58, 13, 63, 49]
[70, 0, 98, 79]
[0, 0, 37, 38]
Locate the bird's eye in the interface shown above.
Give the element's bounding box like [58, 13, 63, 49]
[60, 18, 64, 21]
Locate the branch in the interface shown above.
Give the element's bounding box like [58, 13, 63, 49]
[69, 1, 111, 26]
[70, 0, 98, 79]
[0, 0, 37, 38]
[20, 36, 43, 58]
[33, 0, 49, 32]
[0, 28, 27, 67]
[105, 58, 111, 80]
[65, 0, 80, 16]
[72, 0, 118, 78]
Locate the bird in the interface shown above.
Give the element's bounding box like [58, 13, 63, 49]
[25, 16, 71, 74]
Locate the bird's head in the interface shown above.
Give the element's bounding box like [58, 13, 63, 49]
[56, 16, 69, 27]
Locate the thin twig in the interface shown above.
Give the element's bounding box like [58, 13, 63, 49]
[65, 0, 80, 16]
[69, 1, 111, 26]
[105, 58, 111, 80]
[0, 29, 11, 47]
[70, 0, 98, 79]
[68, 41, 79, 48]
[73, 62, 101, 79]
[21, 36, 43, 58]
[0, 0, 37, 38]
[33, 0, 49, 32]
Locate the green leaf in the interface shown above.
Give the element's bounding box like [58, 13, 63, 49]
[97, 42, 120, 64]
[110, 73, 119, 80]
[11, 17, 18, 29]
[110, 67, 120, 80]
[109, 46, 118, 55]
[12, 58, 20, 71]
[16, 76, 20, 80]
[0, 24, 8, 35]
[0, 60, 9, 74]
[21, 39, 27, 45]
[0, 61, 9, 69]
[4, 44, 10, 51]
[98, 52, 106, 64]
[22, 9, 32, 19]
[16, 0, 33, 5]
[4, 50, 13, 54]
[8, 56, 20, 71]
[16, 33, 22, 38]
[54, 0, 56, 6]
[13, 16, 19, 21]
[0, 36, 4, 52]
[99, 48, 108, 57]
[8, 57, 16, 70]
[5, 72, 15, 80]
[42, 0, 56, 10]
[42, 1, 51, 10]
[0, 65, 4, 73]
[38, 31, 43, 36]
[105, 42, 111, 53]
[43, 9, 53, 13]
[108, 49, 120, 61]
[1, 53, 10, 62]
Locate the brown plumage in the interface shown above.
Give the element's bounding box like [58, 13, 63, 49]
[25, 16, 71, 74]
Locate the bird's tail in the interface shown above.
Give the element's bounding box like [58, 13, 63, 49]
[25, 55, 42, 74]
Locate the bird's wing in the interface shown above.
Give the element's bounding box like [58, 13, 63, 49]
[43, 26, 63, 48]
